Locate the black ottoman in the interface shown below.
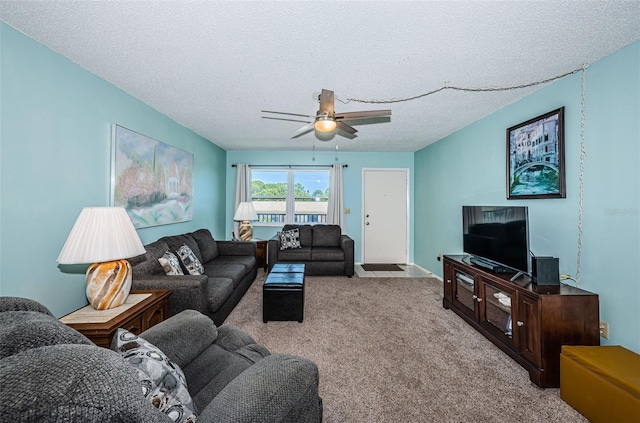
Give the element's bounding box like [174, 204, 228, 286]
[263, 264, 305, 323]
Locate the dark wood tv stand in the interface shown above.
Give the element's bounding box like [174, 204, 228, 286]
[442, 255, 600, 388]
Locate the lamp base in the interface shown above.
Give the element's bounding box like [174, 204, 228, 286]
[238, 220, 253, 241]
[85, 259, 132, 310]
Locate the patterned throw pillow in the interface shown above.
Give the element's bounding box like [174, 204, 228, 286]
[176, 244, 205, 275]
[158, 251, 184, 275]
[111, 329, 197, 423]
[278, 228, 302, 250]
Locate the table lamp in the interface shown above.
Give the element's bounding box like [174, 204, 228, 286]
[234, 201, 258, 241]
[57, 207, 146, 310]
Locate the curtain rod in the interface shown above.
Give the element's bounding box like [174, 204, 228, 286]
[231, 164, 348, 168]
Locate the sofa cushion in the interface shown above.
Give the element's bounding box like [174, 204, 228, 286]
[179, 327, 270, 413]
[278, 228, 301, 250]
[0, 311, 92, 359]
[158, 251, 184, 275]
[204, 278, 235, 313]
[208, 255, 256, 273]
[176, 244, 205, 275]
[160, 234, 203, 264]
[283, 224, 312, 247]
[131, 241, 169, 277]
[311, 247, 345, 262]
[112, 329, 197, 423]
[278, 246, 312, 261]
[203, 263, 246, 287]
[312, 225, 341, 247]
[188, 229, 219, 262]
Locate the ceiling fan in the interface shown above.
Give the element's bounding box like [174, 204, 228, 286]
[262, 89, 391, 138]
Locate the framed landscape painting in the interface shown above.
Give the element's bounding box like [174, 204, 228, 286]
[111, 125, 194, 228]
[506, 107, 566, 199]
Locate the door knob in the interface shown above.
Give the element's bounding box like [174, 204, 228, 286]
[366, 222, 370, 225]
[366, 214, 370, 218]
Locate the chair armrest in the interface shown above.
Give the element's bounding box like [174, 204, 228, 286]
[131, 275, 208, 316]
[140, 310, 218, 369]
[217, 241, 257, 256]
[196, 354, 322, 423]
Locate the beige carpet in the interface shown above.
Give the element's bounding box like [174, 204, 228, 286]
[225, 271, 587, 423]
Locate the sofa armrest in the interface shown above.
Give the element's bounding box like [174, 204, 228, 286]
[131, 275, 208, 317]
[196, 354, 322, 423]
[267, 235, 280, 270]
[217, 240, 257, 256]
[340, 235, 355, 277]
[140, 310, 218, 369]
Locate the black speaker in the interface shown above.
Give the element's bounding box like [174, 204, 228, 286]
[532, 257, 560, 286]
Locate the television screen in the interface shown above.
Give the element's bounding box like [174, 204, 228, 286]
[462, 206, 530, 274]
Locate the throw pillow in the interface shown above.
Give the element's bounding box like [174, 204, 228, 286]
[111, 329, 197, 423]
[158, 251, 184, 276]
[176, 244, 205, 275]
[278, 228, 302, 250]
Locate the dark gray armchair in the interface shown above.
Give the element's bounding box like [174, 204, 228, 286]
[0, 297, 323, 422]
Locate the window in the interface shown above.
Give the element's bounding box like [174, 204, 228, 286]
[251, 168, 330, 225]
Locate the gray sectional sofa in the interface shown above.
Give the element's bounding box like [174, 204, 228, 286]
[129, 228, 257, 325]
[0, 297, 323, 422]
[268, 224, 354, 277]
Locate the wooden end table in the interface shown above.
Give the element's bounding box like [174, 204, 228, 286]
[255, 239, 268, 272]
[59, 289, 171, 348]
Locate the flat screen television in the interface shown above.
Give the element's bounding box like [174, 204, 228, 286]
[462, 205, 530, 279]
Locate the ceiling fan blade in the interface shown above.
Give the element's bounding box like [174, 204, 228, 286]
[318, 89, 335, 115]
[262, 116, 312, 124]
[337, 121, 357, 135]
[292, 122, 315, 138]
[262, 110, 314, 118]
[336, 109, 392, 120]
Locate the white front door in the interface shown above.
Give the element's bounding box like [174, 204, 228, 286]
[362, 168, 409, 264]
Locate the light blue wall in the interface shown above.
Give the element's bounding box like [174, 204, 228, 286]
[414, 41, 640, 353]
[225, 150, 414, 263]
[0, 23, 227, 317]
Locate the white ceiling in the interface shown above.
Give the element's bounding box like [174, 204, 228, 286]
[2, 1, 639, 152]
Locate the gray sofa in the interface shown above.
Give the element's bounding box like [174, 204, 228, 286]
[129, 228, 257, 325]
[0, 297, 323, 422]
[268, 224, 354, 277]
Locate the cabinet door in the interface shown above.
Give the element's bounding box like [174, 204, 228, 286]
[142, 300, 167, 331]
[479, 277, 515, 347]
[516, 294, 541, 366]
[451, 265, 477, 319]
[443, 260, 454, 303]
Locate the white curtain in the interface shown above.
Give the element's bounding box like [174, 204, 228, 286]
[233, 164, 251, 238]
[327, 164, 345, 231]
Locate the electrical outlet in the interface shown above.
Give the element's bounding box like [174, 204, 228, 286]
[344, 208, 351, 214]
[599, 321, 609, 339]
[437, 253, 443, 262]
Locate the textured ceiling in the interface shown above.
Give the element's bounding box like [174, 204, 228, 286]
[1, 1, 639, 152]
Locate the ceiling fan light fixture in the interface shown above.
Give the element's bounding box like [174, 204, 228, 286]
[314, 115, 337, 133]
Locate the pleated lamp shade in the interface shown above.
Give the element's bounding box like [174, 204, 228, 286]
[57, 207, 146, 310]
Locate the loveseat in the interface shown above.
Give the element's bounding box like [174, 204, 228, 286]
[0, 297, 323, 422]
[128, 228, 257, 325]
[268, 224, 354, 277]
